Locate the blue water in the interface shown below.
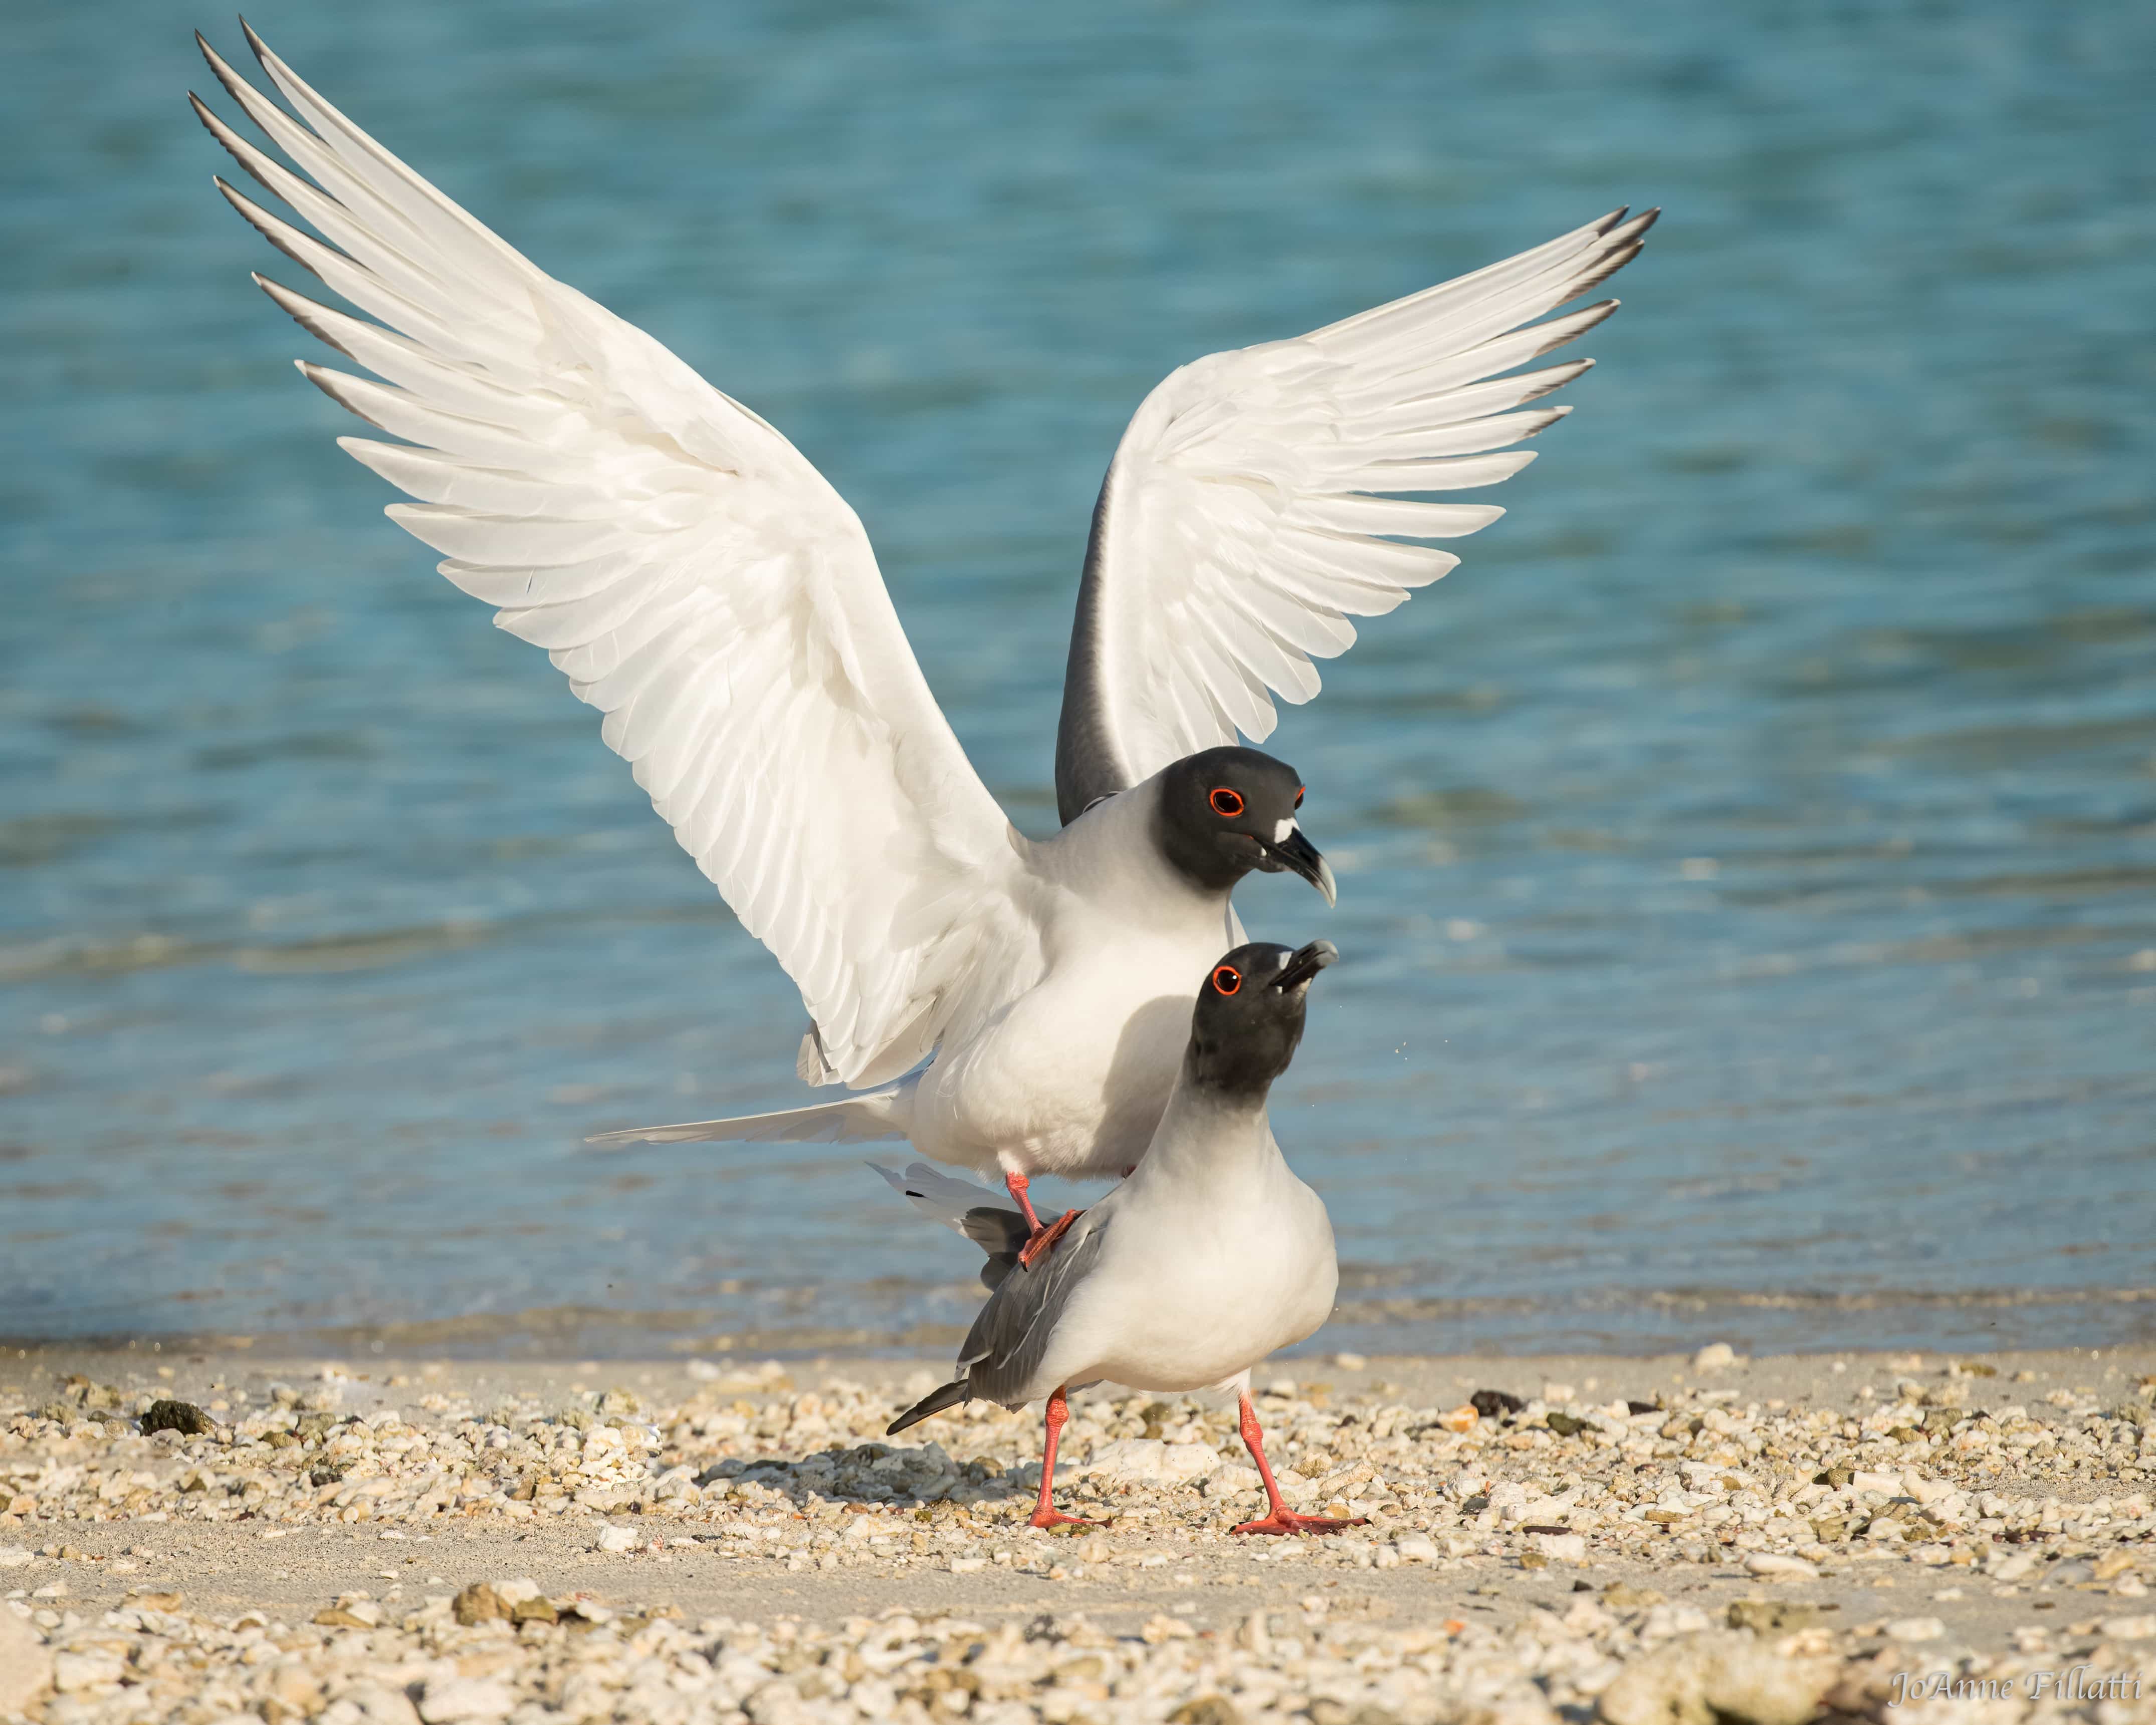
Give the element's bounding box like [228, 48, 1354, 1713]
[4, 0, 2154, 1358]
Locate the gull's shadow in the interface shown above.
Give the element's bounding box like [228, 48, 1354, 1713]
[695, 1438, 1032, 1510]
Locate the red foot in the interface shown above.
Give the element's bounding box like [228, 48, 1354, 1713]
[1231, 1512, 1371, 1537]
[1017, 1208, 1083, 1269]
[1029, 1506, 1105, 1530]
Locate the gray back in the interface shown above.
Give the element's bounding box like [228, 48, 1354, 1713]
[958, 1209, 1111, 1405]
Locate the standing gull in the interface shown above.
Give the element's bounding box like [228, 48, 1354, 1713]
[190, 27, 1651, 1239]
[883, 940, 1361, 1536]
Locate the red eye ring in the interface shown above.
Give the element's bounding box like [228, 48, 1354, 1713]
[1212, 964, 1242, 995]
[1294, 785, 1305, 809]
[1209, 787, 1244, 818]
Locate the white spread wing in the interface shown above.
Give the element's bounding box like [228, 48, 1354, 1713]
[193, 27, 1039, 1089]
[1054, 208, 1656, 820]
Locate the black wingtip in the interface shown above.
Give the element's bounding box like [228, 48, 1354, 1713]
[886, 1379, 971, 1436]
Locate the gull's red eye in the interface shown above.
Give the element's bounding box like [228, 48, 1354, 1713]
[1294, 785, 1305, 809]
[1209, 787, 1244, 818]
[1212, 964, 1242, 995]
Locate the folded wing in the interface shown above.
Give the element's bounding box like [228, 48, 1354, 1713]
[194, 27, 1037, 1087]
[1055, 208, 1656, 821]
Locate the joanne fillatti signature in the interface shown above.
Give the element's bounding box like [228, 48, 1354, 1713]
[1888, 1666, 2144, 1706]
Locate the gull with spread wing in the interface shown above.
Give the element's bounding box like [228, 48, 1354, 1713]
[882, 940, 1358, 1536]
[190, 26, 1651, 1245]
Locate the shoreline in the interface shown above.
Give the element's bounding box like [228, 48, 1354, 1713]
[8, 1283, 2153, 1368]
[5, 1345, 2154, 1720]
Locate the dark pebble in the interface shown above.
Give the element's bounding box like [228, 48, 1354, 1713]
[141, 1399, 212, 1436]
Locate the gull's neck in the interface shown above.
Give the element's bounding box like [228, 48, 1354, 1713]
[1130, 1067, 1282, 1189]
[1038, 775, 1229, 922]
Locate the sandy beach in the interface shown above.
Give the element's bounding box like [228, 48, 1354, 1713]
[3, 1344, 2153, 1722]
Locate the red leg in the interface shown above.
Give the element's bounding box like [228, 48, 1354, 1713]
[1017, 1207, 1084, 1269]
[1229, 1390, 1368, 1537]
[1005, 1171, 1083, 1269]
[1029, 1386, 1103, 1530]
[1004, 1171, 1043, 1233]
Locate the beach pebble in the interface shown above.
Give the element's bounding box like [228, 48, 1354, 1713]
[52, 1649, 125, 1694]
[0, 1607, 54, 1711]
[1692, 1343, 1737, 1372]
[594, 1524, 641, 1553]
[2100, 1614, 2156, 1640]
[0, 1546, 31, 1568]
[1744, 1554, 1819, 1580]
[417, 1676, 516, 1722]
[1885, 1617, 1946, 1642]
[1598, 1631, 1836, 1725]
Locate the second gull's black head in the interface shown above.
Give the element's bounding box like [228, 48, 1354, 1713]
[1184, 939, 1337, 1099]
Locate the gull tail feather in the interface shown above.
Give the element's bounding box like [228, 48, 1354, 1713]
[871, 1161, 1029, 1290]
[587, 1079, 915, 1147]
[887, 1378, 971, 1436]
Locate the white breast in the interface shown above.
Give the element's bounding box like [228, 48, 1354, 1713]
[907, 781, 1236, 1180]
[1030, 1100, 1340, 1396]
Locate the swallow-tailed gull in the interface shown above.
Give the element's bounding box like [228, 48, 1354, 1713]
[882, 939, 1361, 1535]
[190, 27, 1650, 1243]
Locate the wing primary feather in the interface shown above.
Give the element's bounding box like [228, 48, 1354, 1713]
[196, 27, 1034, 1090]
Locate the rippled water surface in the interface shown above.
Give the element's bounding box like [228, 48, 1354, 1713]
[4, 0, 2153, 1356]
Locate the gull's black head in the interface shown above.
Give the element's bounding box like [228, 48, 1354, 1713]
[1154, 746, 1336, 905]
[1185, 939, 1337, 1099]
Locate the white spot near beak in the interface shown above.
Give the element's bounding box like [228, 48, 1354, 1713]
[1273, 817, 1297, 844]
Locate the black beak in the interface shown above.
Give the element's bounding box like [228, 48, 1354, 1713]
[1260, 825, 1338, 907]
[1272, 940, 1338, 992]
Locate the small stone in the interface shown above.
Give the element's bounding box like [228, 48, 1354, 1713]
[949, 1556, 986, 1573]
[52, 1650, 125, 1694]
[453, 1582, 508, 1625]
[2100, 1613, 2156, 1640]
[343, 1682, 423, 1724]
[0, 1547, 30, 1569]
[1169, 1698, 1245, 1725]
[594, 1524, 641, 1553]
[1598, 1630, 1835, 1725]
[140, 1398, 213, 1435]
[1332, 1352, 1368, 1371]
[1727, 1600, 1834, 1633]
[1530, 1530, 1588, 1564]
[417, 1676, 516, 1722]
[1471, 1389, 1527, 1418]
[1692, 1343, 1737, 1372]
[1884, 1616, 1945, 1642]
[1436, 1404, 1480, 1433]
[1744, 1554, 1819, 1580]
[0, 1607, 54, 1710]
[1395, 1534, 1439, 1563]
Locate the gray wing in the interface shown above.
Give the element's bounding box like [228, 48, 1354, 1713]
[958, 1210, 1112, 1405]
[1051, 210, 1653, 826]
[1053, 487, 1125, 823]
